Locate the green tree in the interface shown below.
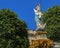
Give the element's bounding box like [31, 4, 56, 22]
[0, 9, 29, 48]
[42, 6, 60, 41]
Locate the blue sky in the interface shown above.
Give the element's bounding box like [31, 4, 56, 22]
[0, 0, 60, 30]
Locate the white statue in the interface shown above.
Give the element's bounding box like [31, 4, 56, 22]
[34, 4, 46, 31]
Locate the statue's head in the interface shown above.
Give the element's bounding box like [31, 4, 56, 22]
[36, 4, 41, 12]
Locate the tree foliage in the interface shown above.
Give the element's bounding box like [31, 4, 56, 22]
[42, 6, 60, 41]
[0, 9, 29, 48]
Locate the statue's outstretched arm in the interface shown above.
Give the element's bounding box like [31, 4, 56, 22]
[33, 9, 37, 13]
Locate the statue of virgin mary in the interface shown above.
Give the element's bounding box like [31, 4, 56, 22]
[34, 4, 46, 31]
